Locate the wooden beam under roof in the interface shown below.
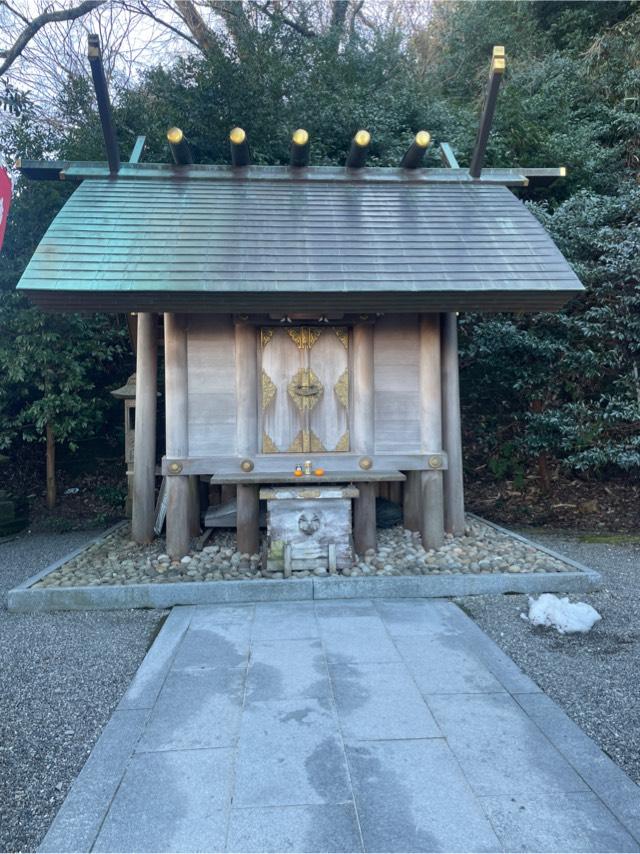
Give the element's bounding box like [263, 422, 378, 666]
[15, 159, 566, 186]
[17, 159, 539, 186]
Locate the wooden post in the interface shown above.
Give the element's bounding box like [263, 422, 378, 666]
[164, 313, 190, 558]
[46, 423, 56, 510]
[441, 313, 466, 535]
[403, 471, 421, 532]
[419, 314, 444, 549]
[132, 313, 157, 543]
[188, 475, 201, 537]
[352, 322, 376, 553]
[235, 321, 260, 555]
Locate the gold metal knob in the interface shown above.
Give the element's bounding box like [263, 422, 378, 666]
[168, 461, 182, 474]
[428, 455, 442, 469]
[240, 459, 254, 472]
[359, 457, 373, 470]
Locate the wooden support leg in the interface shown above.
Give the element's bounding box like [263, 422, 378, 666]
[237, 484, 260, 555]
[352, 322, 376, 554]
[166, 476, 190, 558]
[441, 312, 466, 535]
[188, 475, 201, 536]
[419, 314, 445, 550]
[221, 484, 236, 505]
[389, 481, 402, 506]
[131, 312, 157, 543]
[353, 482, 376, 554]
[421, 470, 444, 550]
[164, 312, 189, 558]
[403, 470, 421, 532]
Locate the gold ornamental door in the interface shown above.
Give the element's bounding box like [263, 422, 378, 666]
[261, 327, 349, 453]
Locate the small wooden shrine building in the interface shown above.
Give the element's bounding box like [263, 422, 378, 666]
[16, 41, 583, 561]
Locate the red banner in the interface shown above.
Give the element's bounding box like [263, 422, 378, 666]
[0, 168, 12, 252]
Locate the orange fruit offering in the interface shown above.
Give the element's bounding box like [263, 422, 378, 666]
[314, 467, 325, 476]
[294, 468, 303, 477]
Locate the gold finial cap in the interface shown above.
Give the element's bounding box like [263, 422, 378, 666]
[354, 129, 371, 147]
[167, 127, 183, 144]
[292, 128, 309, 146]
[415, 130, 431, 148]
[491, 45, 506, 73]
[230, 127, 246, 144]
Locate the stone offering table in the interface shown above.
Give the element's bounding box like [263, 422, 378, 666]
[260, 485, 359, 576]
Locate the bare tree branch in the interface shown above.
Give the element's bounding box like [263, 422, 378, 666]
[254, 1, 316, 37]
[0, 0, 104, 76]
[127, 0, 201, 49]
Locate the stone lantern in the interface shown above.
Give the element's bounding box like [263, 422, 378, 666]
[111, 373, 136, 516]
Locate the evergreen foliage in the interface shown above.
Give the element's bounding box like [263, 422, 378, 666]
[1, 0, 638, 490]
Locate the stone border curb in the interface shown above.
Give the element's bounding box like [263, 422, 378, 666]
[7, 517, 601, 613]
[37, 707, 150, 853]
[514, 692, 640, 843]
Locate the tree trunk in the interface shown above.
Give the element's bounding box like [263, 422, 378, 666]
[537, 453, 552, 494]
[46, 423, 56, 509]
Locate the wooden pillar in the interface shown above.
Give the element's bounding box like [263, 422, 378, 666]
[164, 313, 190, 558]
[132, 313, 157, 544]
[188, 475, 201, 537]
[235, 321, 260, 555]
[352, 322, 376, 554]
[403, 471, 421, 532]
[441, 312, 466, 535]
[419, 314, 444, 549]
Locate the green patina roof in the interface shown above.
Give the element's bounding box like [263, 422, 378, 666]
[17, 171, 583, 313]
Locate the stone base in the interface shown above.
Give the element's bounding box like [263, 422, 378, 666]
[260, 486, 358, 575]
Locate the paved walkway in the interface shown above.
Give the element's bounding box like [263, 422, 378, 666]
[41, 599, 640, 853]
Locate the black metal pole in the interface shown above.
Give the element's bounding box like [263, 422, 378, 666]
[87, 34, 120, 175]
[400, 131, 431, 169]
[346, 130, 371, 169]
[167, 127, 193, 165]
[469, 46, 505, 179]
[230, 127, 250, 167]
[290, 129, 310, 168]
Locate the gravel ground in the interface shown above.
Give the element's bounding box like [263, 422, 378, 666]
[34, 516, 572, 587]
[0, 529, 166, 853]
[2, 525, 637, 851]
[459, 528, 640, 785]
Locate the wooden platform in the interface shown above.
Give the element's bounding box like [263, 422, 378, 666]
[209, 470, 406, 485]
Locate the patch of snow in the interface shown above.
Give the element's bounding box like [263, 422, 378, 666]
[521, 593, 602, 635]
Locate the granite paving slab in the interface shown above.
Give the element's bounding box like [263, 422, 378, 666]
[329, 661, 441, 740]
[345, 739, 501, 853]
[427, 691, 590, 797]
[226, 804, 362, 853]
[39, 599, 640, 853]
[92, 748, 233, 853]
[480, 792, 639, 853]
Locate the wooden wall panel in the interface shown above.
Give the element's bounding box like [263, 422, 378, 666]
[373, 315, 421, 453]
[186, 315, 237, 456]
